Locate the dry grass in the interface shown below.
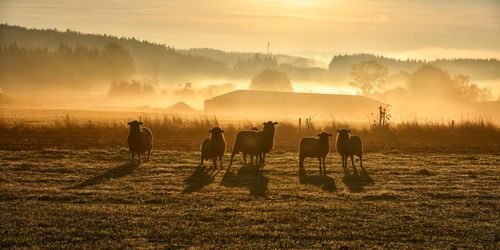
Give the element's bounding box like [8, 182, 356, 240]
[0, 107, 499, 247]
[0, 110, 499, 152]
[0, 148, 499, 248]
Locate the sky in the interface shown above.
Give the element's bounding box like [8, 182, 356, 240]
[1, 0, 499, 61]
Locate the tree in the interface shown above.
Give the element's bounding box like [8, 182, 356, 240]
[249, 69, 293, 92]
[349, 60, 388, 95]
[452, 74, 492, 101]
[407, 65, 493, 101]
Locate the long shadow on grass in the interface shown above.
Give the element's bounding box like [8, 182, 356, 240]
[298, 167, 337, 192]
[342, 169, 374, 192]
[69, 162, 138, 189]
[221, 164, 268, 197]
[183, 166, 219, 193]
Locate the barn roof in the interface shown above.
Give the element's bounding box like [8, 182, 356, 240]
[208, 89, 385, 104]
[204, 89, 387, 119]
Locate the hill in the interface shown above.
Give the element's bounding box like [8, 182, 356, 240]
[166, 102, 199, 113]
[0, 24, 326, 85]
[1, 24, 498, 91]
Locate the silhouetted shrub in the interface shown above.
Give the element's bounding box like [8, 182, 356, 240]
[250, 69, 293, 92]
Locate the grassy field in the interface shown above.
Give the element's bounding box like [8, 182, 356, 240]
[1, 147, 499, 248]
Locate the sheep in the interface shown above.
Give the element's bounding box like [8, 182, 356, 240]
[229, 121, 278, 173]
[258, 121, 278, 167]
[336, 128, 363, 174]
[127, 120, 153, 164]
[299, 132, 332, 175]
[242, 127, 259, 164]
[200, 127, 226, 169]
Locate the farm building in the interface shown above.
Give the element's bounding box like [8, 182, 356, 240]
[204, 90, 386, 120]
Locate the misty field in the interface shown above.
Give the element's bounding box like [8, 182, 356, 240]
[1, 146, 499, 248]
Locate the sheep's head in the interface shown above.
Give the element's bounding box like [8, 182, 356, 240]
[209, 127, 224, 137]
[336, 128, 350, 140]
[317, 132, 332, 141]
[262, 121, 278, 132]
[128, 120, 143, 133]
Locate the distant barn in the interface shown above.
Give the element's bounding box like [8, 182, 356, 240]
[204, 90, 386, 120]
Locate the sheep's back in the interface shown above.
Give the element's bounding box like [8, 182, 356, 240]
[210, 136, 226, 157]
[336, 136, 350, 156]
[141, 127, 153, 151]
[201, 138, 212, 160]
[348, 136, 363, 156]
[233, 131, 261, 154]
[299, 138, 320, 157]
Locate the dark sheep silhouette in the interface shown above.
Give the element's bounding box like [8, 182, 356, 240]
[127, 120, 153, 164]
[229, 121, 278, 173]
[200, 127, 226, 169]
[242, 127, 259, 164]
[299, 132, 332, 175]
[336, 128, 363, 174]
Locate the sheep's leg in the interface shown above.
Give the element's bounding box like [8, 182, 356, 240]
[299, 155, 304, 168]
[243, 153, 248, 165]
[260, 153, 264, 175]
[131, 153, 134, 164]
[138, 153, 141, 165]
[229, 152, 236, 168]
[250, 155, 254, 164]
[322, 157, 326, 176]
[147, 150, 151, 161]
[340, 155, 344, 173]
[212, 158, 217, 169]
[359, 154, 364, 170]
[219, 156, 223, 169]
[351, 155, 357, 174]
[200, 156, 204, 167]
[318, 157, 322, 175]
[342, 155, 348, 175]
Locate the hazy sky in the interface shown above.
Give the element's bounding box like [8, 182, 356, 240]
[1, 0, 499, 61]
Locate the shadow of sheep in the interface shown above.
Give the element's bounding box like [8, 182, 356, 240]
[69, 162, 138, 189]
[220, 164, 268, 197]
[183, 165, 219, 193]
[342, 170, 374, 193]
[298, 167, 337, 192]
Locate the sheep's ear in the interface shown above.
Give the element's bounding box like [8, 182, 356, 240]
[328, 134, 332, 137]
[262, 122, 266, 125]
[128, 122, 132, 125]
[316, 133, 321, 136]
[337, 129, 340, 132]
[347, 129, 350, 132]
[221, 130, 224, 133]
[273, 122, 278, 125]
[209, 128, 213, 132]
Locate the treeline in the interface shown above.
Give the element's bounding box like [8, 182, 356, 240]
[0, 24, 230, 83]
[179, 48, 327, 68]
[0, 24, 324, 83]
[329, 54, 500, 82]
[1, 24, 499, 91]
[0, 43, 135, 92]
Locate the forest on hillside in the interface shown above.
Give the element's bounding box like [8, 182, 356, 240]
[0, 24, 499, 95]
[329, 54, 500, 82]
